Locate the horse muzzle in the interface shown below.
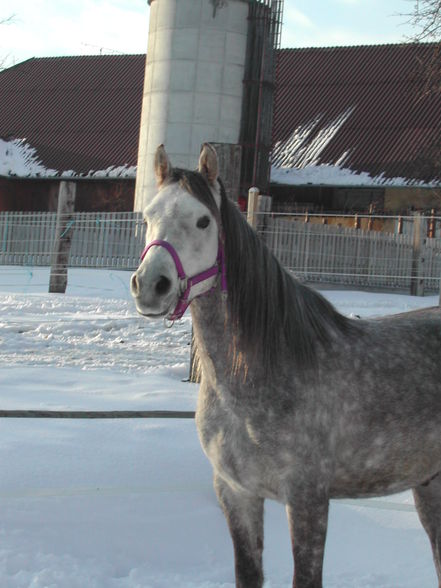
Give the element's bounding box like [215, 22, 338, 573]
[130, 251, 181, 319]
[131, 238, 227, 322]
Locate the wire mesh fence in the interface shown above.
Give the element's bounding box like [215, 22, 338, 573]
[1, 210, 441, 293]
[259, 212, 441, 292]
[0, 211, 146, 270]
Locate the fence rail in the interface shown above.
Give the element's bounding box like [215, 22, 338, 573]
[1, 210, 441, 293]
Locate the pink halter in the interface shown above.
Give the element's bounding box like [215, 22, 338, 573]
[140, 238, 227, 321]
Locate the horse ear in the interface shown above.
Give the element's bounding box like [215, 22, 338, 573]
[198, 143, 218, 185]
[154, 144, 172, 187]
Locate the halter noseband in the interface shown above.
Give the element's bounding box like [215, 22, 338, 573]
[140, 238, 227, 321]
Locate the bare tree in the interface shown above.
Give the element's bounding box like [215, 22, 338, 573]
[407, 1, 441, 94]
[404, 2, 441, 200]
[409, 0, 441, 40]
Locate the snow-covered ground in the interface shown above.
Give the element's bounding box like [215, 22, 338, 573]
[0, 266, 439, 587]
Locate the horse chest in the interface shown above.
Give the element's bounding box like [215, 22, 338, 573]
[196, 388, 286, 499]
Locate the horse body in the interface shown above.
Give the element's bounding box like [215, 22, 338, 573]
[131, 143, 441, 587]
[193, 291, 441, 499]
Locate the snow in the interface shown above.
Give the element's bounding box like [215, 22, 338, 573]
[0, 138, 58, 178]
[0, 265, 439, 587]
[0, 138, 136, 179]
[270, 162, 435, 188]
[270, 110, 441, 188]
[271, 109, 355, 171]
[2, 132, 438, 187]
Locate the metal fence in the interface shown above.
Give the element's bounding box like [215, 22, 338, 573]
[0, 211, 145, 269]
[261, 214, 441, 292]
[1, 210, 441, 293]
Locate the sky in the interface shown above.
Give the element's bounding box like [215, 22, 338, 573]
[0, 0, 418, 69]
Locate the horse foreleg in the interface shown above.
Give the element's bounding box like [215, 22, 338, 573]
[413, 474, 441, 587]
[214, 474, 264, 588]
[286, 489, 329, 588]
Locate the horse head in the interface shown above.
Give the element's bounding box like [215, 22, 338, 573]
[130, 144, 223, 320]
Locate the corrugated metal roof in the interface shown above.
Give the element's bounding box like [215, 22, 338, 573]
[272, 43, 441, 184]
[1, 44, 440, 184]
[0, 54, 145, 174]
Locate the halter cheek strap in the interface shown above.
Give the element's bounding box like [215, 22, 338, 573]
[140, 238, 227, 321]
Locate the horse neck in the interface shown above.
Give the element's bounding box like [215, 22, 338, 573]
[191, 194, 356, 390]
[190, 289, 232, 383]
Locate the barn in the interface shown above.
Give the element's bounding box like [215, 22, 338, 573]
[0, 42, 440, 213]
[0, 54, 144, 212]
[271, 43, 441, 213]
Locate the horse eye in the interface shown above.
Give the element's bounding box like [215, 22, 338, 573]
[196, 215, 210, 229]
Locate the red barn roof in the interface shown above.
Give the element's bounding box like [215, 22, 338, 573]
[272, 43, 441, 185]
[0, 45, 440, 185]
[0, 54, 145, 175]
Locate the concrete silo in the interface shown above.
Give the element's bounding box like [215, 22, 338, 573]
[135, 0, 249, 211]
[134, 0, 283, 212]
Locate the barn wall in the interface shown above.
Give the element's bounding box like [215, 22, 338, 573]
[270, 183, 441, 213]
[75, 181, 135, 212]
[270, 184, 334, 212]
[0, 178, 135, 212]
[384, 187, 441, 212]
[0, 178, 59, 211]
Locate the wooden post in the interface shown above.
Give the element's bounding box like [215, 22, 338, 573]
[247, 187, 260, 229]
[49, 181, 76, 293]
[210, 143, 242, 202]
[428, 208, 436, 239]
[410, 213, 427, 297]
[257, 194, 272, 233]
[258, 194, 272, 214]
[439, 274, 441, 307]
[367, 208, 374, 231]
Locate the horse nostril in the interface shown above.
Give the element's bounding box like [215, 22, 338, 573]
[131, 273, 139, 295]
[155, 275, 171, 296]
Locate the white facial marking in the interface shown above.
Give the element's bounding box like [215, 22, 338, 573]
[130, 181, 220, 318]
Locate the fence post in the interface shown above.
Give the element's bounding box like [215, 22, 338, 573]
[247, 187, 260, 229]
[49, 181, 76, 294]
[258, 194, 272, 214]
[410, 213, 427, 297]
[256, 194, 272, 234]
[428, 209, 436, 239]
[439, 273, 441, 307]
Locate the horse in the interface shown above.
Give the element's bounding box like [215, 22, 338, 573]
[131, 143, 441, 588]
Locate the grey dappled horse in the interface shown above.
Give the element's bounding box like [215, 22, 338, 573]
[131, 143, 441, 588]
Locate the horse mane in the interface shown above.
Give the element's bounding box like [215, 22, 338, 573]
[169, 168, 358, 378]
[219, 184, 360, 377]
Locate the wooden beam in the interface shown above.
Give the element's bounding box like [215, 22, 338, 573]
[410, 213, 427, 297]
[247, 187, 260, 229]
[0, 410, 195, 419]
[49, 181, 76, 293]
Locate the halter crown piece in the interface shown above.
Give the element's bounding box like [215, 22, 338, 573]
[140, 238, 227, 322]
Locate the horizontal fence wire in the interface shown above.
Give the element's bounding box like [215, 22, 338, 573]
[0, 210, 440, 292]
